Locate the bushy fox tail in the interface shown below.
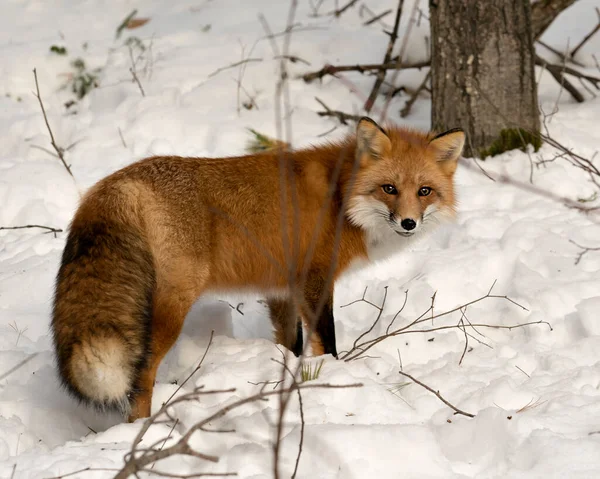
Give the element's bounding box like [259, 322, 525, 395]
[51, 215, 155, 414]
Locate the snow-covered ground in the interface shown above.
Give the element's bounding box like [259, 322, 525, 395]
[1, 0, 600, 477]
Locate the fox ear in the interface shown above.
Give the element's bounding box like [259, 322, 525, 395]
[429, 128, 465, 175]
[356, 117, 392, 163]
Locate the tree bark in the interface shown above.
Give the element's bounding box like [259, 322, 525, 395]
[531, 0, 577, 40]
[430, 0, 541, 158]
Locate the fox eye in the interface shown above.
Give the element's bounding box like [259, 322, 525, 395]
[418, 186, 432, 197]
[382, 184, 398, 195]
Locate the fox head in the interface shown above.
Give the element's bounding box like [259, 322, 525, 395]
[346, 117, 464, 252]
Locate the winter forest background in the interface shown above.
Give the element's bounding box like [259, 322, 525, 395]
[1, 0, 600, 478]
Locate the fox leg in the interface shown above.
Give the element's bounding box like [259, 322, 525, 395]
[266, 297, 303, 356]
[302, 274, 337, 358]
[128, 287, 195, 422]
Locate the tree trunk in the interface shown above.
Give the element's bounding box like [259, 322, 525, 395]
[430, 0, 541, 158]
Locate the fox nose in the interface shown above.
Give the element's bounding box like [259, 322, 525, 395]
[400, 218, 416, 231]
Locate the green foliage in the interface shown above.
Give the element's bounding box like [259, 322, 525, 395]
[577, 191, 598, 203]
[245, 128, 289, 153]
[69, 58, 101, 99]
[116, 9, 138, 39]
[301, 359, 324, 382]
[479, 128, 542, 159]
[50, 45, 68, 55]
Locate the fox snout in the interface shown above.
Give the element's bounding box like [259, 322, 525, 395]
[388, 211, 420, 235]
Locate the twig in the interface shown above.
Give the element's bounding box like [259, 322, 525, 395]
[400, 70, 430, 117]
[458, 310, 469, 366]
[207, 57, 263, 78]
[32, 69, 74, 178]
[314, 97, 362, 125]
[118, 127, 127, 148]
[115, 382, 362, 479]
[379, 0, 420, 120]
[340, 283, 544, 362]
[163, 331, 214, 407]
[364, 8, 392, 26]
[340, 286, 388, 353]
[274, 54, 310, 66]
[569, 239, 600, 265]
[398, 370, 475, 418]
[329, 0, 359, 17]
[536, 54, 600, 103]
[301, 60, 429, 83]
[0, 225, 62, 238]
[129, 67, 146, 97]
[364, 0, 404, 112]
[570, 8, 600, 58]
[44, 467, 122, 479]
[291, 385, 304, 479]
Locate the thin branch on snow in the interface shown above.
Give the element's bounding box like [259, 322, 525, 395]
[339, 282, 546, 363]
[569, 239, 600, 265]
[43, 467, 122, 479]
[379, 0, 420, 120]
[569, 7, 600, 58]
[400, 70, 430, 118]
[0, 354, 39, 384]
[361, 5, 393, 26]
[0, 224, 63, 237]
[118, 127, 128, 148]
[301, 60, 429, 83]
[314, 97, 362, 125]
[128, 43, 146, 97]
[364, 0, 404, 112]
[397, 370, 475, 418]
[207, 57, 263, 79]
[536, 39, 585, 68]
[328, 0, 359, 18]
[32, 68, 74, 178]
[535, 55, 600, 103]
[115, 381, 362, 479]
[458, 309, 469, 366]
[271, 354, 305, 479]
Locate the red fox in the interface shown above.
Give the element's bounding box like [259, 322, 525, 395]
[51, 117, 464, 421]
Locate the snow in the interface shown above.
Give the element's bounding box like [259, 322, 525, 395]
[1, 0, 600, 478]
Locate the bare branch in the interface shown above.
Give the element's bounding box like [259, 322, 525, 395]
[0, 354, 39, 383]
[400, 70, 430, 118]
[398, 370, 475, 418]
[207, 57, 263, 78]
[129, 67, 145, 97]
[115, 382, 362, 479]
[43, 467, 121, 479]
[571, 8, 600, 58]
[328, 0, 359, 17]
[118, 127, 128, 148]
[301, 60, 428, 83]
[363, 8, 392, 26]
[364, 0, 404, 112]
[32, 69, 74, 178]
[314, 97, 362, 125]
[0, 225, 62, 238]
[458, 310, 469, 366]
[569, 239, 600, 265]
[164, 331, 215, 407]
